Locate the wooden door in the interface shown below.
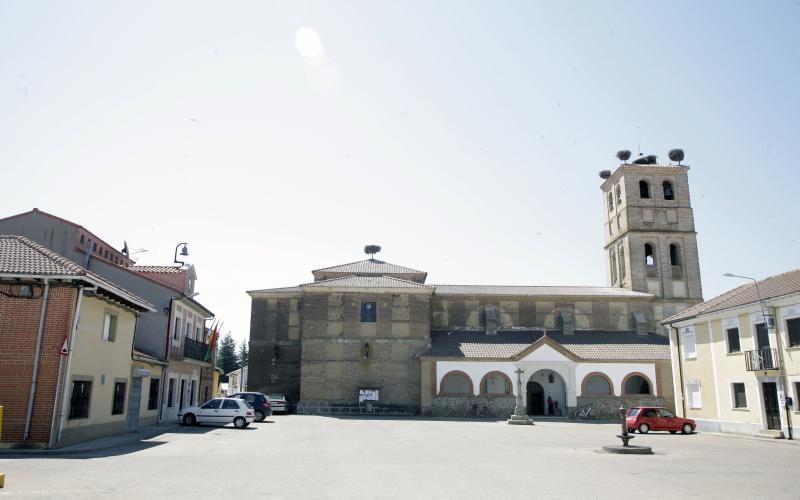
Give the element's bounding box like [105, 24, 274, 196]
[762, 382, 781, 430]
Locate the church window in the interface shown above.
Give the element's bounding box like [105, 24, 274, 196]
[610, 252, 617, 284]
[669, 244, 681, 266]
[644, 244, 655, 267]
[607, 192, 614, 212]
[582, 373, 613, 396]
[623, 374, 652, 395]
[548, 373, 554, 384]
[481, 372, 512, 395]
[618, 248, 626, 279]
[615, 185, 622, 205]
[360, 302, 377, 322]
[663, 181, 675, 200]
[441, 371, 472, 395]
[639, 180, 650, 199]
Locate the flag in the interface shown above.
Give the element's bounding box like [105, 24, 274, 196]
[204, 321, 222, 362]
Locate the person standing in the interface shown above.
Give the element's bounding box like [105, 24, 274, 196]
[546, 396, 554, 416]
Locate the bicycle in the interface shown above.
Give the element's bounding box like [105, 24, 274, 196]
[574, 405, 597, 420]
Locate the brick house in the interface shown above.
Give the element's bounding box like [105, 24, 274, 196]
[0, 209, 216, 425]
[247, 159, 706, 417]
[0, 235, 153, 448]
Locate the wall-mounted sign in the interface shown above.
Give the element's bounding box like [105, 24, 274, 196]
[358, 389, 379, 402]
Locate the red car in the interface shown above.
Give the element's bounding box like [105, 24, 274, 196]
[627, 407, 695, 434]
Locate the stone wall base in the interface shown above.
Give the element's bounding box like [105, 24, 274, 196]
[296, 400, 419, 416]
[576, 395, 667, 420]
[430, 396, 515, 418]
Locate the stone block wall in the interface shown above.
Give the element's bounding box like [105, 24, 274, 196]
[430, 396, 515, 418]
[248, 294, 302, 402]
[575, 395, 668, 420]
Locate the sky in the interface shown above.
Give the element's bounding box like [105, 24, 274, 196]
[1, 1, 798, 345]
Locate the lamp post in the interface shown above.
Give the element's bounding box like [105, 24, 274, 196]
[174, 242, 189, 267]
[723, 272, 792, 440]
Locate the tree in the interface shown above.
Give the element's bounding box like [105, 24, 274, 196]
[216, 333, 238, 380]
[237, 341, 249, 368]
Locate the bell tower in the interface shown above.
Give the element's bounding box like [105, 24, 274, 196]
[599, 151, 703, 322]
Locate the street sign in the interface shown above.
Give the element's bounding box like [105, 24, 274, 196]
[60, 337, 69, 356]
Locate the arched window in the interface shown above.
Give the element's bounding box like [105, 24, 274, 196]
[440, 371, 473, 395]
[644, 243, 655, 267]
[582, 373, 613, 396]
[607, 192, 614, 212]
[663, 181, 674, 200]
[548, 373, 555, 384]
[618, 247, 626, 279]
[615, 185, 622, 205]
[669, 244, 681, 266]
[623, 374, 652, 395]
[639, 180, 650, 199]
[480, 372, 512, 395]
[610, 252, 617, 284]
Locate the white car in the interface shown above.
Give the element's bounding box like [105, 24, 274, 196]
[268, 394, 287, 413]
[178, 398, 255, 429]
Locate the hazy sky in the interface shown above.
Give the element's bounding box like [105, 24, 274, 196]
[2, 1, 798, 344]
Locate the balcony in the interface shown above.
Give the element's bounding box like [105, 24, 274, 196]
[184, 337, 211, 363]
[745, 348, 780, 371]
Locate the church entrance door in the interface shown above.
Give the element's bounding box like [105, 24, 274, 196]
[527, 381, 545, 415]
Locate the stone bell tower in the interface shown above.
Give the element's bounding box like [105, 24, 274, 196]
[599, 151, 703, 323]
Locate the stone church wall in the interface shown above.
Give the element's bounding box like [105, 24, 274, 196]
[430, 396, 515, 418]
[248, 294, 302, 403]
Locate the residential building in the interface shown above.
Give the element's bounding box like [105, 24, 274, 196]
[663, 269, 800, 437]
[226, 366, 248, 395]
[0, 209, 216, 425]
[247, 156, 704, 416]
[0, 235, 153, 448]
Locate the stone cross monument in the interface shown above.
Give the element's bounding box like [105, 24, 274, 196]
[507, 367, 533, 425]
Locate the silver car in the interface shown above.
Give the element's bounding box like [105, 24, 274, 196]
[268, 394, 287, 413]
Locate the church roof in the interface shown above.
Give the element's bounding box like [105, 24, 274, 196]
[313, 259, 425, 275]
[426, 329, 669, 361]
[663, 268, 800, 324]
[431, 284, 652, 298]
[302, 275, 433, 290]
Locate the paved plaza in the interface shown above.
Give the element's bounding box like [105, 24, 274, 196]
[1, 416, 798, 499]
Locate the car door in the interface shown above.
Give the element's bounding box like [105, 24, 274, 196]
[221, 399, 242, 424]
[657, 409, 680, 431]
[198, 399, 223, 424]
[642, 408, 659, 430]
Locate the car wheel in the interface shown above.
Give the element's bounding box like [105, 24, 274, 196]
[182, 413, 196, 426]
[682, 423, 693, 434]
[638, 423, 650, 434]
[669, 430, 677, 434]
[254, 410, 265, 422]
[234, 417, 247, 429]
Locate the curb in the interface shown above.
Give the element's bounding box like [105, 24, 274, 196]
[0, 424, 180, 457]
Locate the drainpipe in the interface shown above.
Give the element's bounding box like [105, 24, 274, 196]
[23, 279, 50, 442]
[48, 285, 82, 448]
[56, 284, 95, 445]
[670, 324, 687, 417]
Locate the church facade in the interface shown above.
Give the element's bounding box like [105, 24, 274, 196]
[247, 158, 704, 417]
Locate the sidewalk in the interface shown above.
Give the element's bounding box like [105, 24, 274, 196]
[0, 423, 180, 457]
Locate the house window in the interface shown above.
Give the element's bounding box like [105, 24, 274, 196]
[190, 380, 197, 406]
[682, 330, 696, 359]
[112, 382, 126, 415]
[360, 302, 377, 322]
[440, 371, 472, 395]
[148, 378, 160, 410]
[173, 317, 182, 341]
[186, 322, 192, 340]
[102, 313, 117, 342]
[726, 327, 741, 353]
[732, 383, 747, 408]
[69, 380, 92, 419]
[644, 243, 656, 267]
[639, 180, 650, 198]
[686, 382, 702, 408]
[787, 318, 800, 348]
[80, 234, 85, 245]
[196, 326, 201, 341]
[663, 180, 675, 200]
[167, 378, 175, 407]
[669, 244, 681, 266]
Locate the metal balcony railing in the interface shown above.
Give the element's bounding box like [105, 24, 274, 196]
[745, 348, 780, 371]
[184, 337, 210, 362]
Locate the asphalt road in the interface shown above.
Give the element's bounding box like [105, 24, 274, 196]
[1, 416, 798, 499]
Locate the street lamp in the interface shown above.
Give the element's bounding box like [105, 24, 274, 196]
[723, 272, 792, 439]
[174, 242, 189, 267]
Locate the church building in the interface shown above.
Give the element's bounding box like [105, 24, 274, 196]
[247, 155, 704, 418]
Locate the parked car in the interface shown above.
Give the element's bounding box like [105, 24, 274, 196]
[268, 394, 287, 413]
[178, 398, 255, 429]
[229, 392, 272, 422]
[627, 406, 695, 434]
